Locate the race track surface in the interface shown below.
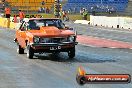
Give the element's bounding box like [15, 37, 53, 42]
[0, 24, 132, 88]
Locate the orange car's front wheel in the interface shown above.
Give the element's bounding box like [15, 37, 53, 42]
[17, 45, 24, 54]
[68, 47, 75, 59]
[27, 46, 34, 59]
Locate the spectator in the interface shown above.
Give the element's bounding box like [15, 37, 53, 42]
[42, 7, 45, 13]
[80, 8, 83, 15]
[38, 7, 42, 13]
[54, 11, 59, 18]
[73, 7, 76, 14]
[59, 11, 62, 18]
[19, 10, 25, 23]
[62, 10, 66, 21]
[65, 11, 69, 21]
[111, 7, 115, 13]
[82, 8, 88, 20]
[41, 1, 45, 5]
[91, 7, 96, 16]
[5, 7, 11, 28]
[68, 8, 72, 14]
[46, 7, 50, 14]
[108, 8, 111, 14]
[62, 11, 69, 21]
[5, 7, 11, 18]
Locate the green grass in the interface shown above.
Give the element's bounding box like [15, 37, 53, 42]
[11, 13, 90, 21]
[42, 14, 54, 18]
[41, 13, 90, 21]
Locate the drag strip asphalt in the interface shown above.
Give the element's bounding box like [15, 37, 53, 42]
[0, 27, 132, 88]
[65, 22, 132, 43]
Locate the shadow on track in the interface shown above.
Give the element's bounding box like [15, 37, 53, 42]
[33, 53, 116, 64]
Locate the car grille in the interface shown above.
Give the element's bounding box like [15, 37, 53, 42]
[40, 37, 68, 43]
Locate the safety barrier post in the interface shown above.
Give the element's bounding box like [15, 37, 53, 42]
[7, 18, 10, 28]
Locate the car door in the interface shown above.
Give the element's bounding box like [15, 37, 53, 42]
[17, 22, 27, 48]
[16, 22, 24, 46]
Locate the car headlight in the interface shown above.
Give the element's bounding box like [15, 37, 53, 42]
[69, 36, 75, 42]
[34, 37, 40, 43]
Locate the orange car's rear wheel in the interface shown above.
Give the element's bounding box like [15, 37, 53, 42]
[17, 45, 24, 54]
[27, 46, 34, 59]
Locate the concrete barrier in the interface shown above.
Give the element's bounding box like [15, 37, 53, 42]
[74, 20, 90, 24]
[123, 17, 132, 29]
[1, 16, 131, 30]
[0, 17, 8, 28]
[10, 22, 16, 29]
[90, 15, 132, 29]
[0, 17, 20, 30]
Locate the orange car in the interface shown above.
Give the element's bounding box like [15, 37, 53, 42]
[14, 18, 78, 59]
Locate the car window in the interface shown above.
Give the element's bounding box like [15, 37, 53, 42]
[36, 22, 45, 27]
[45, 20, 65, 29]
[28, 20, 40, 30]
[46, 20, 57, 26]
[28, 19, 65, 29]
[55, 20, 65, 29]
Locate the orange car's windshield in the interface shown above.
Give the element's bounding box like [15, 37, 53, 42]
[28, 19, 65, 30]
